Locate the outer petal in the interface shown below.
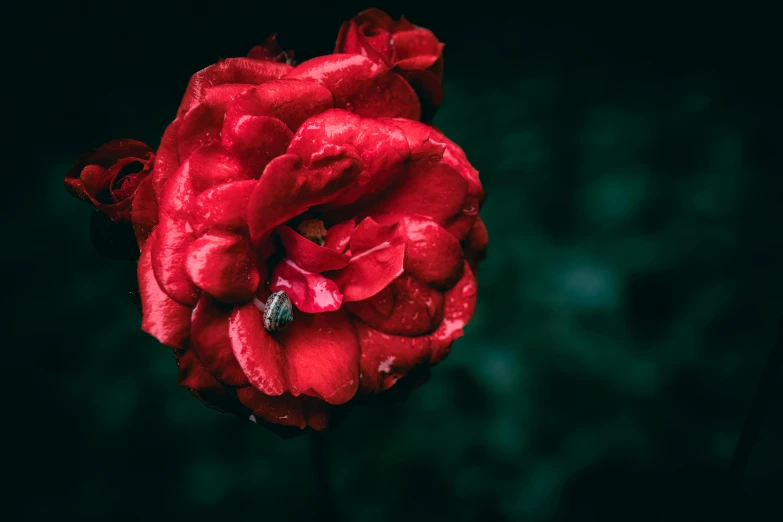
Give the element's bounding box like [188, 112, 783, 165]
[346, 275, 444, 336]
[190, 295, 250, 385]
[237, 388, 330, 431]
[176, 348, 246, 414]
[330, 218, 406, 302]
[464, 216, 489, 272]
[229, 303, 288, 395]
[150, 216, 200, 306]
[221, 114, 293, 175]
[376, 214, 464, 289]
[185, 232, 260, 303]
[178, 57, 293, 115]
[189, 180, 256, 236]
[224, 80, 334, 133]
[269, 259, 343, 313]
[138, 230, 191, 348]
[285, 54, 420, 120]
[152, 119, 182, 200]
[355, 321, 432, 393]
[187, 142, 254, 193]
[277, 226, 349, 272]
[429, 262, 478, 363]
[278, 308, 359, 405]
[131, 175, 159, 249]
[176, 101, 226, 162]
[246, 146, 363, 242]
[369, 161, 468, 225]
[390, 29, 442, 63]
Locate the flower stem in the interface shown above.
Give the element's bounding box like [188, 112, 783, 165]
[728, 315, 783, 483]
[311, 430, 338, 522]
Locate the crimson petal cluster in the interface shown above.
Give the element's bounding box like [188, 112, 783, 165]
[92, 10, 487, 431]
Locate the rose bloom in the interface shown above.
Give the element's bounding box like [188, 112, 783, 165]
[101, 12, 488, 433]
[335, 8, 445, 122]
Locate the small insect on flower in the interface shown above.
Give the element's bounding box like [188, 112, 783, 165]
[262, 290, 294, 333]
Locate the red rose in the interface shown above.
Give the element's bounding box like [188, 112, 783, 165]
[64, 139, 154, 223]
[247, 34, 295, 65]
[335, 8, 445, 122]
[132, 45, 487, 431]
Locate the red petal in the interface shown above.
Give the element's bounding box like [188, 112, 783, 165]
[395, 55, 440, 70]
[176, 101, 226, 162]
[237, 388, 329, 430]
[131, 175, 158, 249]
[246, 147, 363, 242]
[177, 348, 222, 391]
[189, 180, 255, 236]
[191, 295, 250, 385]
[221, 114, 293, 175]
[346, 275, 444, 336]
[229, 302, 288, 395]
[376, 214, 464, 289]
[187, 142, 254, 193]
[398, 69, 445, 123]
[278, 309, 359, 405]
[138, 230, 191, 348]
[370, 161, 468, 225]
[355, 321, 432, 393]
[285, 54, 420, 120]
[178, 57, 293, 115]
[203, 84, 254, 106]
[287, 110, 410, 208]
[324, 219, 355, 252]
[464, 216, 489, 272]
[429, 262, 478, 363]
[391, 29, 442, 62]
[278, 226, 349, 272]
[335, 20, 393, 65]
[224, 79, 333, 132]
[269, 258, 343, 313]
[185, 231, 260, 303]
[150, 216, 200, 306]
[152, 119, 182, 200]
[158, 160, 196, 219]
[330, 217, 406, 302]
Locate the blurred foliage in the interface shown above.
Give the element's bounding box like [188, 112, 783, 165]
[9, 1, 782, 521]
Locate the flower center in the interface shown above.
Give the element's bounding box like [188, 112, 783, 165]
[296, 218, 327, 246]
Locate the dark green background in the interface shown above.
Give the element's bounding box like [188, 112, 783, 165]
[12, 1, 782, 520]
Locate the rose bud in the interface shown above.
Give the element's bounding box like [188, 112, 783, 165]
[247, 34, 295, 65]
[64, 139, 155, 259]
[335, 8, 445, 122]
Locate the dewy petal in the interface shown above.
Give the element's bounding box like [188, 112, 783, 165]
[285, 54, 420, 120]
[150, 216, 200, 306]
[185, 231, 260, 303]
[355, 321, 432, 393]
[370, 161, 468, 225]
[131, 175, 159, 249]
[189, 180, 256, 236]
[330, 217, 406, 302]
[177, 57, 293, 115]
[346, 275, 444, 336]
[390, 29, 442, 62]
[278, 308, 359, 405]
[375, 213, 464, 289]
[237, 388, 330, 431]
[269, 258, 343, 313]
[191, 295, 250, 386]
[224, 80, 334, 133]
[246, 146, 363, 242]
[187, 142, 254, 193]
[221, 114, 293, 175]
[323, 219, 355, 253]
[277, 226, 350, 272]
[176, 101, 226, 162]
[138, 230, 191, 348]
[287, 110, 410, 208]
[203, 84, 255, 106]
[152, 119, 182, 200]
[229, 302, 288, 396]
[429, 261, 478, 364]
